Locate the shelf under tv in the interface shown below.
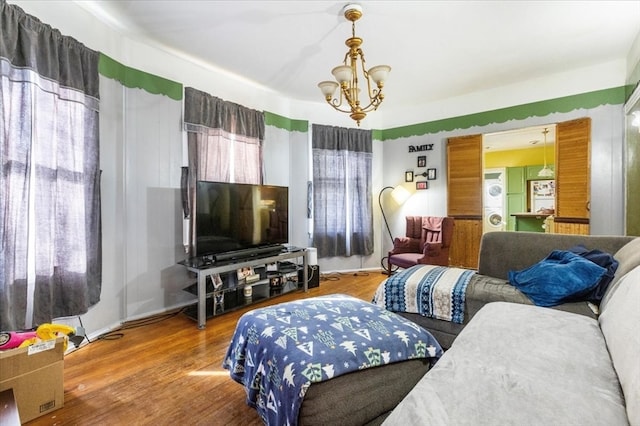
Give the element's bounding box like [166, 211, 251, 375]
[179, 248, 308, 329]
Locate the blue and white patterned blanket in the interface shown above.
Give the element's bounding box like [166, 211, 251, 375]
[373, 265, 475, 324]
[222, 294, 442, 425]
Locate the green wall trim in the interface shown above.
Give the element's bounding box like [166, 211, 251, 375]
[264, 111, 308, 132]
[379, 87, 626, 141]
[99, 54, 183, 101]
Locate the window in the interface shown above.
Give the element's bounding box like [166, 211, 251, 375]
[1, 3, 101, 330]
[312, 124, 373, 258]
[183, 87, 265, 254]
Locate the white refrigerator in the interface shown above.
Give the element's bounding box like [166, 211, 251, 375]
[530, 180, 555, 213]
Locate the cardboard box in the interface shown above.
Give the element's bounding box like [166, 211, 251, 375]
[0, 337, 64, 423]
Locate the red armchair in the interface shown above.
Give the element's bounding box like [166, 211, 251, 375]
[387, 216, 454, 275]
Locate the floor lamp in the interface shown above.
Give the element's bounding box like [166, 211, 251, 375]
[379, 185, 411, 246]
[379, 185, 410, 274]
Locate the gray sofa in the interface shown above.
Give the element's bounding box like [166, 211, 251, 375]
[398, 231, 637, 348]
[383, 234, 640, 425]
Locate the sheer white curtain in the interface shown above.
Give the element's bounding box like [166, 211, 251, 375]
[190, 129, 262, 184]
[312, 124, 374, 258]
[0, 0, 101, 330]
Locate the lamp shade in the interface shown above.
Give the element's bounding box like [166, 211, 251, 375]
[348, 86, 361, 100]
[332, 65, 353, 83]
[390, 185, 411, 204]
[538, 166, 554, 178]
[318, 81, 339, 98]
[368, 65, 391, 84]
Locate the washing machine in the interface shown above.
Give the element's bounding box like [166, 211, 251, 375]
[483, 168, 505, 232]
[484, 208, 505, 232]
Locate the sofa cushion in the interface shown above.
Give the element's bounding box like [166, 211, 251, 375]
[508, 250, 606, 307]
[383, 302, 628, 425]
[598, 265, 640, 425]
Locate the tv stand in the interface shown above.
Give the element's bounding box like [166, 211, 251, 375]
[179, 248, 307, 329]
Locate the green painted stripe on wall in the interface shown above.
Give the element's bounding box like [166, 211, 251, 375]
[264, 111, 308, 132]
[379, 87, 626, 140]
[99, 54, 183, 101]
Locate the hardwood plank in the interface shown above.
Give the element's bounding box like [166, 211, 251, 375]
[26, 271, 389, 426]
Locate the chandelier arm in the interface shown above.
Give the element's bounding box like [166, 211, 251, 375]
[342, 51, 350, 65]
[326, 102, 354, 114]
[364, 72, 378, 100]
[356, 96, 383, 113]
[330, 87, 345, 109]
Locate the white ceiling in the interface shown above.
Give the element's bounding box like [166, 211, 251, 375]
[80, 0, 639, 148]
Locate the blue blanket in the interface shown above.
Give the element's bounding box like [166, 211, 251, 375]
[222, 294, 442, 425]
[373, 265, 475, 324]
[509, 249, 607, 307]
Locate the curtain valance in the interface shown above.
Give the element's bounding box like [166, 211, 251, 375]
[184, 87, 264, 140]
[0, 0, 100, 99]
[312, 124, 372, 153]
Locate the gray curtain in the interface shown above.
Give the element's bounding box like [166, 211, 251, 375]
[183, 87, 265, 255]
[312, 124, 373, 258]
[0, 0, 101, 330]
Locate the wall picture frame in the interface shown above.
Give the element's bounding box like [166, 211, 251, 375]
[416, 181, 428, 190]
[405, 171, 414, 182]
[417, 155, 426, 168]
[427, 168, 437, 180]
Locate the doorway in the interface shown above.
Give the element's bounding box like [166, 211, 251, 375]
[483, 125, 557, 233]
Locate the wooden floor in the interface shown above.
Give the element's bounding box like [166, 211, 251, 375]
[26, 270, 388, 426]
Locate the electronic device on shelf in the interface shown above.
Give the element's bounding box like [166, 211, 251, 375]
[195, 180, 289, 261]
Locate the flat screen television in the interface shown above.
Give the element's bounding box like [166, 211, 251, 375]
[195, 180, 289, 258]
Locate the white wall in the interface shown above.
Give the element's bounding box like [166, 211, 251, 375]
[263, 125, 310, 249]
[379, 103, 627, 248]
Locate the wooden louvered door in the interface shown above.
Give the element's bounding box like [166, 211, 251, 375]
[554, 118, 591, 234]
[447, 134, 483, 269]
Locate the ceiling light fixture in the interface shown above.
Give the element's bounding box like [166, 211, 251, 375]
[538, 127, 554, 178]
[317, 4, 391, 126]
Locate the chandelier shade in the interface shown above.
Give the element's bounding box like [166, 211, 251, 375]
[318, 4, 391, 125]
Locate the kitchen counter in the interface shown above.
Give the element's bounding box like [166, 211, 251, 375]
[511, 212, 553, 232]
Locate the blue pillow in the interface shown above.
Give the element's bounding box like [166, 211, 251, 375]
[508, 250, 607, 307]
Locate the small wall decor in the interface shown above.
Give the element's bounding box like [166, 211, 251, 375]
[408, 144, 434, 153]
[427, 168, 437, 180]
[417, 155, 426, 168]
[405, 171, 414, 182]
[416, 181, 428, 190]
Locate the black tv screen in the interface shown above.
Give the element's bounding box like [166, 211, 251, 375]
[195, 181, 289, 257]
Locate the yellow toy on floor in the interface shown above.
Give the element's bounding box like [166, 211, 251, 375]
[19, 323, 84, 351]
[0, 323, 86, 351]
